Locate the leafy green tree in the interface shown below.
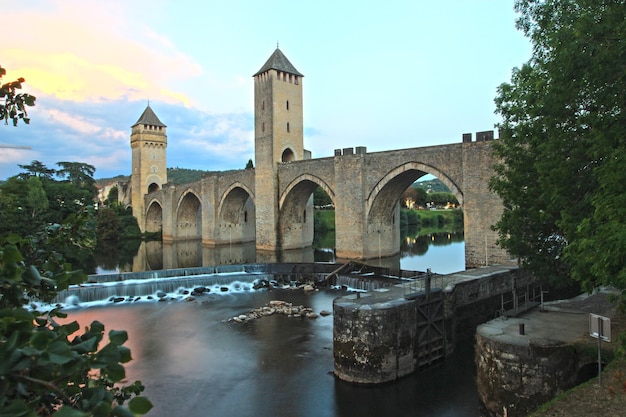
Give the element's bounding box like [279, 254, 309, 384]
[0, 65, 36, 126]
[18, 160, 55, 180]
[105, 186, 119, 206]
[490, 0, 626, 294]
[97, 207, 122, 242]
[0, 214, 152, 416]
[313, 186, 332, 207]
[25, 176, 49, 219]
[245, 159, 254, 169]
[56, 162, 96, 189]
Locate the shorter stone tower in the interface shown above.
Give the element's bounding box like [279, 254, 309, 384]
[130, 105, 167, 232]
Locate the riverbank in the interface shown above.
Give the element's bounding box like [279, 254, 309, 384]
[528, 292, 626, 417]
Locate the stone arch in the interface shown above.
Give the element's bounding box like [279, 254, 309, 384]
[145, 174, 163, 194]
[217, 182, 256, 244]
[278, 174, 335, 250]
[366, 162, 463, 220]
[145, 199, 163, 234]
[279, 174, 335, 209]
[282, 148, 295, 162]
[362, 162, 463, 259]
[148, 183, 160, 193]
[176, 190, 202, 240]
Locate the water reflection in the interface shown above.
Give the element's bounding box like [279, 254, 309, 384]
[95, 229, 464, 275]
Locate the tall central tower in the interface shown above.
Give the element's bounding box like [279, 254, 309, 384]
[253, 47, 304, 251]
[130, 105, 167, 232]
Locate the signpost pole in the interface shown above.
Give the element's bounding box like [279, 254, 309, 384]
[597, 316, 603, 386]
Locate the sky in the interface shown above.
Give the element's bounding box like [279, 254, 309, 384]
[0, 0, 533, 181]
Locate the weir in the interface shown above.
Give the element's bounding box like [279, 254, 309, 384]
[53, 262, 418, 305]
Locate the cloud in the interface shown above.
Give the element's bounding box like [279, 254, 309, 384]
[3, 1, 202, 107]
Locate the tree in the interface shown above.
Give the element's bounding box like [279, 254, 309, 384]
[18, 160, 56, 180]
[490, 0, 626, 294]
[1, 67, 151, 416]
[25, 176, 49, 219]
[313, 186, 332, 207]
[0, 65, 36, 126]
[245, 159, 254, 169]
[0, 215, 152, 416]
[56, 162, 96, 189]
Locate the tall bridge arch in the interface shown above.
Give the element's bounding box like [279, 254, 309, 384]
[217, 183, 255, 245]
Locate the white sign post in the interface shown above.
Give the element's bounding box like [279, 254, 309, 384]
[589, 314, 611, 386]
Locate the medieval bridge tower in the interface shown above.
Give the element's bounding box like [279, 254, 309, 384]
[253, 48, 312, 252]
[130, 105, 168, 232]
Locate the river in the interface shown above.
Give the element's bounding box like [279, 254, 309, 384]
[66, 229, 478, 416]
[66, 287, 478, 417]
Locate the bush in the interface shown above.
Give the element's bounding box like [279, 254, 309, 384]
[0, 214, 152, 416]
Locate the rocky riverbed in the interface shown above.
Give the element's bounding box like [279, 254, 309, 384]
[227, 299, 332, 323]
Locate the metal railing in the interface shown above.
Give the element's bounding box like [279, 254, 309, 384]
[403, 269, 444, 299]
[497, 283, 544, 318]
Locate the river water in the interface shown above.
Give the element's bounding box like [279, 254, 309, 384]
[69, 230, 478, 416]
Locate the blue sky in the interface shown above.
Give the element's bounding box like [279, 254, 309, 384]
[0, 0, 532, 180]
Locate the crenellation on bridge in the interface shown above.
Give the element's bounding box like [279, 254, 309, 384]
[127, 48, 511, 268]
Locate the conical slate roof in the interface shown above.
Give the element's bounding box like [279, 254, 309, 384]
[253, 48, 304, 77]
[132, 105, 166, 128]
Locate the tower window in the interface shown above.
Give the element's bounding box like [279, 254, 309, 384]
[286, 100, 289, 110]
[262, 122, 265, 132]
[244, 211, 248, 223]
[303, 209, 306, 223]
[295, 76, 299, 85]
[262, 101, 265, 110]
[287, 122, 290, 132]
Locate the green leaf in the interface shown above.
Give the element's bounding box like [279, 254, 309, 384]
[109, 330, 128, 346]
[128, 396, 154, 414]
[71, 335, 99, 354]
[46, 340, 73, 364]
[110, 406, 134, 417]
[105, 363, 126, 382]
[118, 346, 132, 363]
[60, 320, 80, 335]
[0, 399, 37, 417]
[52, 406, 89, 417]
[29, 329, 49, 349]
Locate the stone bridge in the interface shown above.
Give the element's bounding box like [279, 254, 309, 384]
[142, 136, 506, 268]
[126, 48, 509, 269]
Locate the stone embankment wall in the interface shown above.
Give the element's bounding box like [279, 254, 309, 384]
[333, 265, 531, 384]
[476, 331, 581, 417]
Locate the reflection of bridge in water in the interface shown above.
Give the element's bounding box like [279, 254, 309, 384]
[131, 240, 418, 273]
[124, 48, 510, 270]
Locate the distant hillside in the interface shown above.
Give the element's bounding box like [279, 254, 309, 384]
[96, 167, 246, 187]
[413, 178, 451, 193]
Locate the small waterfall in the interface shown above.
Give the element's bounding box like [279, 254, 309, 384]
[54, 273, 273, 304]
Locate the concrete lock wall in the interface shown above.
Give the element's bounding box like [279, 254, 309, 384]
[475, 332, 580, 417]
[333, 296, 418, 383]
